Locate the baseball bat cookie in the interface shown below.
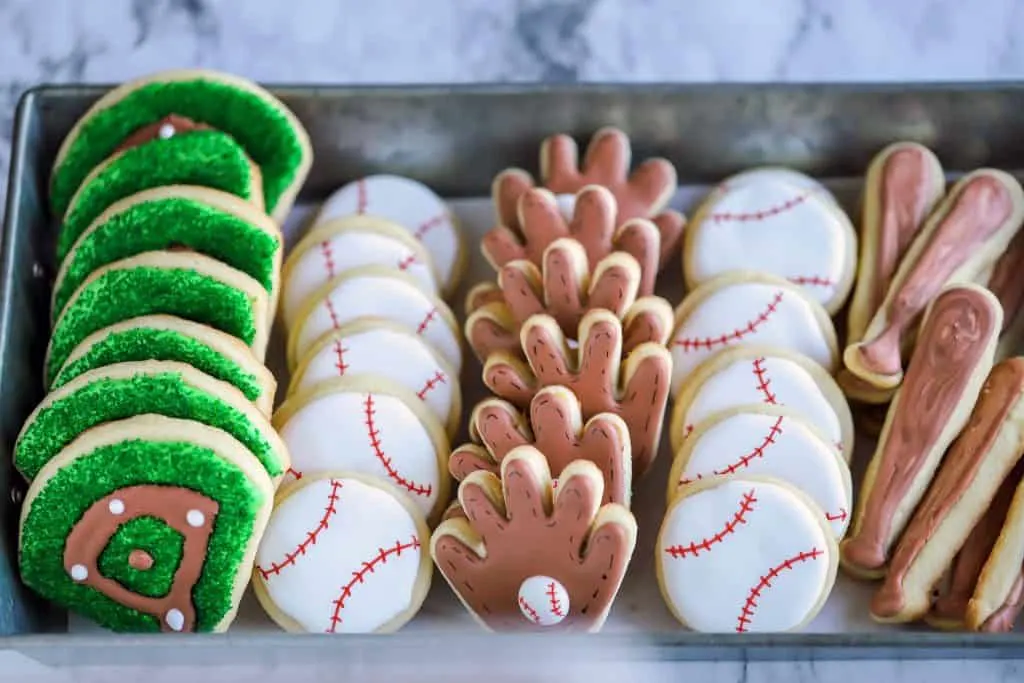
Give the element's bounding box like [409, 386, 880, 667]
[668, 272, 839, 396]
[656, 477, 838, 633]
[432, 447, 637, 632]
[987, 228, 1024, 361]
[52, 186, 283, 324]
[46, 251, 271, 387]
[49, 68, 311, 224]
[449, 386, 632, 506]
[288, 320, 462, 439]
[314, 175, 465, 296]
[967, 465, 1024, 631]
[253, 472, 432, 634]
[280, 216, 439, 330]
[669, 345, 854, 460]
[844, 169, 1024, 391]
[872, 358, 1024, 623]
[18, 415, 274, 633]
[273, 376, 450, 523]
[841, 284, 1002, 578]
[667, 405, 852, 538]
[482, 309, 672, 478]
[287, 265, 461, 374]
[683, 168, 857, 314]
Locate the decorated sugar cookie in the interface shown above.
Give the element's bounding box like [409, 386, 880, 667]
[273, 376, 449, 522]
[253, 473, 431, 634]
[656, 477, 838, 633]
[986, 227, 1024, 361]
[718, 167, 839, 204]
[684, 173, 857, 314]
[667, 406, 852, 538]
[289, 320, 462, 438]
[18, 415, 274, 632]
[668, 273, 838, 396]
[314, 174, 464, 295]
[280, 216, 439, 330]
[432, 448, 637, 632]
[286, 266, 461, 374]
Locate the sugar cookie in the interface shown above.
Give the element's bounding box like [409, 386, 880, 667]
[989, 229, 1024, 361]
[967, 471, 1024, 631]
[718, 167, 838, 203]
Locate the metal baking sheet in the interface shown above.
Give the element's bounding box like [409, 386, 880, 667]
[3, 83, 1024, 667]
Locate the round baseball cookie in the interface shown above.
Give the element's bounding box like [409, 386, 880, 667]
[314, 174, 465, 295]
[287, 265, 461, 374]
[684, 173, 857, 314]
[14, 360, 289, 484]
[273, 376, 450, 522]
[289, 320, 461, 438]
[718, 167, 839, 205]
[667, 406, 853, 538]
[669, 345, 853, 459]
[656, 476, 838, 633]
[252, 472, 432, 634]
[18, 414, 274, 633]
[51, 315, 276, 417]
[49, 68, 312, 224]
[280, 215, 440, 330]
[668, 272, 839, 396]
[46, 250, 270, 388]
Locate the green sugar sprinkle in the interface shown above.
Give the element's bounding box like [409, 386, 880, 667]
[98, 516, 184, 599]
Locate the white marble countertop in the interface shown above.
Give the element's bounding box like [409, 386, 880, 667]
[4, 0, 1024, 681]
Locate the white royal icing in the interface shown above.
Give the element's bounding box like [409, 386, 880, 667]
[255, 476, 425, 633]
[282, 229, 439, 330]
[671, 412, 851, 538]
[721, 167, 838, 205]
[317, 175, 461, 291]
[290, 326, 456, 432]
[658, 478, 833, 633]
[688, 177, 852, 308]
[290, 272, 461, 374]
[669, 281, 835, 395]
[277, 389, 443, 518]
[518, 575, 570, 627]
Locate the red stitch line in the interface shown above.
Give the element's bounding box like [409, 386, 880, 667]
[324, 297, 343, 331]
[789, 275, 834, 288]
[397, 253, 418, 271]
[519, 596, 541, 624]
[319, 240, 337, 279]
[679, 417, 784, 485]
[674, 292, 784, 353]
[256, 479, 342, 579]
[735, 548, 824, 633]
[825, 508, 848, 523]
[546, 581, 564, 618]
[415, 308, 438, 336]
[332, 340, 349, 375]
[326, 536, 421, 633]
[664, 489, 757, 558]
[414, 214, 447, 241]
[356, 178, 368, 214]
[285, 467, 303, 480]
[364, 394, 433, 497]
[751, 357, 778, 404]
[709, 190, 813, 223]
[415, 370, 446, 400]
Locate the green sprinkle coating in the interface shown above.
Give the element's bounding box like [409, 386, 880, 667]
[98, 516, 184, 599]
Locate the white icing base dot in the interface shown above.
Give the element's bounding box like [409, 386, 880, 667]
[165, 608, 185, 631]
[518, 575, 570, 626]
[108, 499, 125, 515]
[186, 510, 205, 528]
[158, 123, 176, 139]
[69, 564, 89, 582]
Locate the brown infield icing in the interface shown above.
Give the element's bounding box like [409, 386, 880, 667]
[448, 388, 630, 505]
[856, 174, 1013, 377]
[129, 550, 155, 571]
[113, 114, 213, 153]
[841, 286, 1000, 571]
[433, 457, 632, 631]
[64, 485, 220, 633]
[988, 228, 1024, 334]
[872, 358, 1024, 618]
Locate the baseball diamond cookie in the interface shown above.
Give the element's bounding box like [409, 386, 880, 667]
[52, 185, 282, 323]
[432, 448, 637, 632]
[286, 266, 461, 374]
[253, 472, 432, 634]
[280, 216, 439, 330]
[841, 285, 1002, 578]
[968, 469, 1024, 631]
[872, 358, 1024, 623]
[845, 169, 1024, 391]
[56, 129, 267, 264]
[46, 251, 270, 387]
[49, 68, 312, 223]
[449, 386, 632, 506]
[18, 415, 274, 633]
[14, 360, 289, 483]
[272, 376, 450, 522]
[668, 272, 839, 396]
[667, 406, 852, 538]
[683, 171, 857, 314]
[314, 174, 464, 295]
[669, 345, 854, 459]
[288, 321, 462, 438]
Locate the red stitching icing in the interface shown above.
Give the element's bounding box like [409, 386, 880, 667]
[708, 190, 813, 223]
[679, 417, 784, 485]
[324, 297, 343, 330]
[414, 214, 447, 241]
[319, 240, 337, 279]
[415, 308, 438, 335]
[735, 548, 824, 633]
[546, 581, 565, 618]
[397, 253, 418, 271]
[326, 535, 422, 633]
[665, 489, 757, 558]
[256, 479, 342, 579]
[364, 395, 433, 497]
[415, 370, 446, 400]
[285, 467, 303, 480]
[751, 357, 778, 404]
[519, 596, 541, 624]
[674, 292, 784, 353]
[356, 178, 368, 214]
[789, 275, 834, 288]
[825, 508, 848, 523]
[331, 339, 349, 375]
